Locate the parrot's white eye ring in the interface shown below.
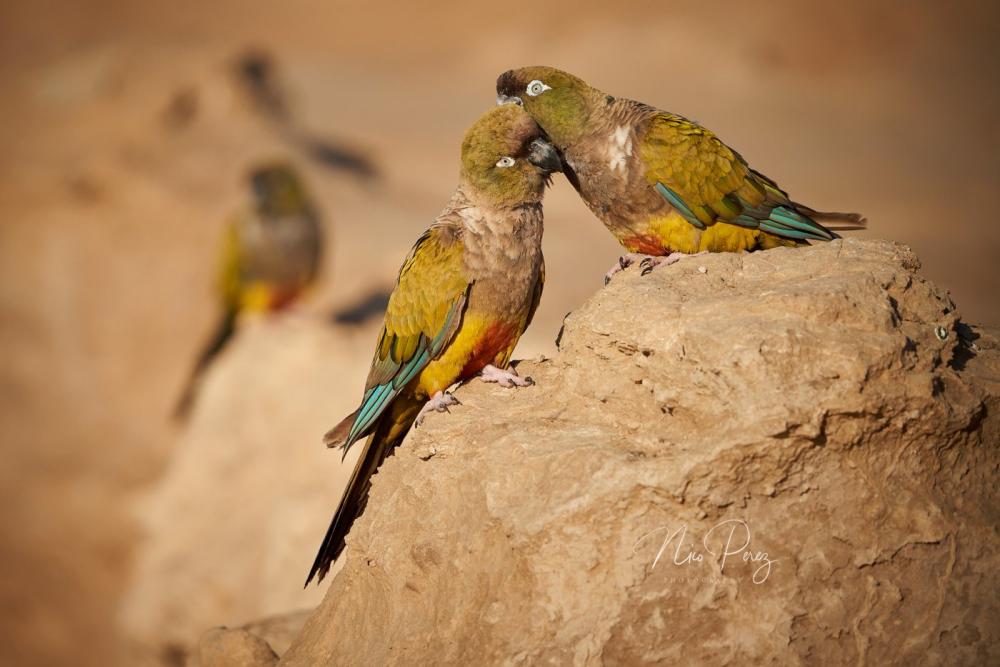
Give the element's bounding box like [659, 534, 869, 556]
[526, 80, 551, 97]
[496, 156, 516, 168]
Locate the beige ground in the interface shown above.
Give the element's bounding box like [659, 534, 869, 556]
[0, 1, 997, 665]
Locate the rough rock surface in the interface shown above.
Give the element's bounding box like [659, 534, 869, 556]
[196, 611, 310, 667]
[197, 628, 277, 667]
[272, 240, 991, 665]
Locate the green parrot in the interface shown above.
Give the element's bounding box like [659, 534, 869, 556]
[305, 105, 561, 585]
[496, 66, 866, 282]
[173, 163, 323, 420]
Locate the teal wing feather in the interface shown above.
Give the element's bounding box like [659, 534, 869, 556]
[654, 182, 705, 230]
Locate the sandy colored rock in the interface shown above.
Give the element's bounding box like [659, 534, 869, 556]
[117, 318, 377, 665]
[198, 627, 277, 667]
[273, 239, 998, 666]
[238, 610, 312, 660]
[193, 610, 310, 667]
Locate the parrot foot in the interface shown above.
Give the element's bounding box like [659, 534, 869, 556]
[415, 391, 461, 427]
[479, 364, 534, 388]
[639, 251, 707, 276]
[604, 253, 652, 284]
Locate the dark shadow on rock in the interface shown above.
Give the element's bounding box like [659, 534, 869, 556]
[294, 136, 379, 181]
[331, 288, 391, 326]
[233, 49, 290, 122]
[951, 321, 981, 372]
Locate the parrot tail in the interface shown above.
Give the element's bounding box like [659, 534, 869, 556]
[322, 408, 360, 450]
[793, 205, 868, 232]
[306, 397, 422, 586]
[172, 308, 238, 421]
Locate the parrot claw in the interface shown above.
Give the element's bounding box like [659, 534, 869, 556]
[639, 251, 706, 276]
[606, 251, 708, 282]
[415, 391, 461, 427]
[479, 364, 534, 388]
[604, 253, 648, 284]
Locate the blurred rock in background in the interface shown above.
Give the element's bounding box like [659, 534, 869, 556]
[117, 319, 364, 665]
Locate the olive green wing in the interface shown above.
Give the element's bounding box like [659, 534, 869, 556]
[639, 113, 835, 241]
[342, 223, 470, 451]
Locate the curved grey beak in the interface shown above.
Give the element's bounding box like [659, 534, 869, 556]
[527, 138, 563, 175]
[496, 94, 523, 107]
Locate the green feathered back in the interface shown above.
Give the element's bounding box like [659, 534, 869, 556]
[641, 114, 834, 242]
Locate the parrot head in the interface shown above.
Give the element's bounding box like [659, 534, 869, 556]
[459, 104, 562, 207]
[496, 66, 599, 147]
[248, 163, 310, 217]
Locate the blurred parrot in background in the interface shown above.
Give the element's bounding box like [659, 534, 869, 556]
[497, 66, 866, 282]
[306, 104, 561, 586]
[173, 163, 323, 420]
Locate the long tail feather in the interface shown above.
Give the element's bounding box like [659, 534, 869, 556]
[173, 309, 238, 421]
[766, 206, 835, 241]
[306, 397, 421, 586]
[323, 409, 360, 449]
[793, 205, 868, 231]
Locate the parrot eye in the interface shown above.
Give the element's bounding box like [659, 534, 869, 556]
[526, 80, 551, 97]
[495, 156, 516, 168]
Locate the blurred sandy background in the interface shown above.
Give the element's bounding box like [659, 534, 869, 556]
[0, 0, 997, 665]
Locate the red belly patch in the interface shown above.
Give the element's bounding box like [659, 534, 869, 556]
[460, 322, 516, 379]
[621, 234, 671, 255]
[267, 286, 304, 311]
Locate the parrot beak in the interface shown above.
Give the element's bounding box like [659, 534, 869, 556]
[496, 94, 523, 107]
[527, 138, 563, 176]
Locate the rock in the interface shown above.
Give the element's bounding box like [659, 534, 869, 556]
[242, 610, 313, 658]
[117, 317, 379, 664]
[272, 239, 998, 666]
[195, 610, 311, 667]
[197, 627, 277, 667]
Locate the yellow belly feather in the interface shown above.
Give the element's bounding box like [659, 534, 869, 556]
[415, 312, 518, 398]
[623, 211, 797, 254]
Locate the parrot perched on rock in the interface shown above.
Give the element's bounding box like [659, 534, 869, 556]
[496, 66, 866, 282]
[305, 105, 561, 586]
[173, 163, 323, 420]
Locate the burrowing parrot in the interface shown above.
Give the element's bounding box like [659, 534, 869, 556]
[173, 163, 323, 420]
[305, 105, 561, 585]
[496, 66, 866, 282]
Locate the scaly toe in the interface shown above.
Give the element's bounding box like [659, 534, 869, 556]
[415, 391, 460, 427]
[605, 254, 645, 284]
[604, 260, 626, 284]
[480, 364, 533, 388]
